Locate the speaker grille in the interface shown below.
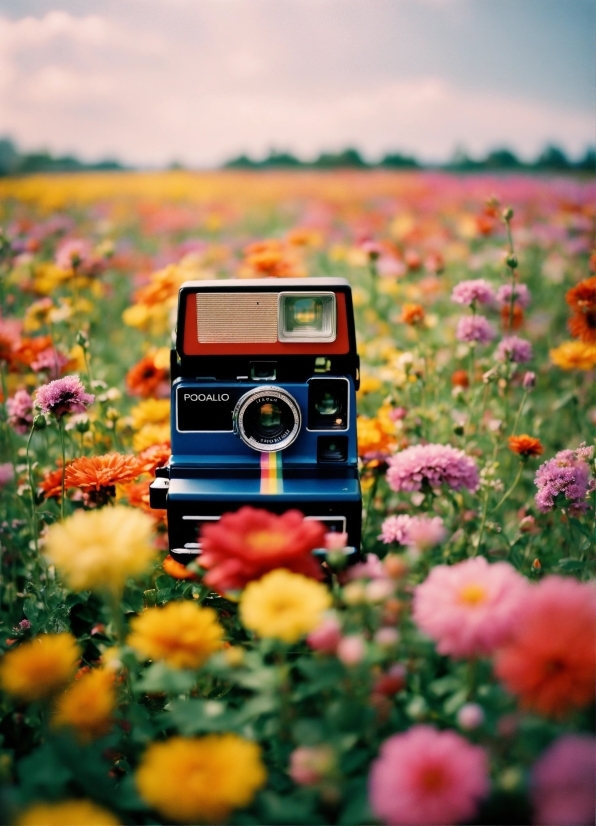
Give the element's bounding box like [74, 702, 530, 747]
[196, 292, 278, 343]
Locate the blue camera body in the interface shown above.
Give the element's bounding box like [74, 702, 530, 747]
[150, 277, 362, 560]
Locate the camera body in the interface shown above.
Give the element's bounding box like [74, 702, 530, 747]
[150, 277, 362, 560]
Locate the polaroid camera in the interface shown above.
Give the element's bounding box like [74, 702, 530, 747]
[150, 277, 362, 561]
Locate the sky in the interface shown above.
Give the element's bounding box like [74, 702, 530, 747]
[0, 0, 594, 167]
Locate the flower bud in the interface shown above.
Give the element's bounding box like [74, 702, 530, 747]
[337, 634, 366, 666]
[519, 515, 536, 533]
[33, 414, 47, 430]
[522, 371, 536, 390]
[502, 207, 514, 221]
[532, 558, 542, 570]
[505, 253, 518, 269]
[457, 702, 485, 730]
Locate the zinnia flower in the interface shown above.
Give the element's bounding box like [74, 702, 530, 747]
[55, 238, 93, 271]
[451, 279, 495, 306]
[240, 569, 331, 643]
[568, 310, 596, 343]
[495, 335, 533, 364]
[534, 445, 594, 514]
[0, 633, 80, 702]
[531, 735, 596, 826]
[17, 800, 120, 826]
[130, 398, 170, 429]
[357, 416, 397, 459]
[52, 668, 116, 742]
[35, 375, 94, 418]
[494, 575, 596, 718]
[413, 557, 528, 658]
[126, 352, 169, 398]
[368, 725, 489, 826]
[508, 434, 544, 458]
[135, 734, 266, 823]
[44, 506, 156, 594]
[199, 507, 325, 594]
[127, 601, 224, 669]
[135, 441, 171, 475]
[386, 443, 479, 493]
[455, 315, 496, 345]
[550, 340, 596, 370]
[64, 453, 142, 492]
[400, 303, 425, 325]
[566, 276, 596, 313]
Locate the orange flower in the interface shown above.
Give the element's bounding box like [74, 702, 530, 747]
[163, 555, 198, 580]
[136, 442, 171, 475]
[450, 370, 469, 389]
[40, 464, 70, 499]
[494, 576, 596, 718]
[65, 454, 141, 492]
[12, 335, 53, 368]
[500, 304, 524, 331]
[239, 240, 305, 279]
[357, 416, 397, 459]
[507, 435, 544, 458]
[568, 310, 596, 343]
[124, 478, 166, 523]
[400, 303, 425, 325]
[565, 276, 596, 313]
[126, 354, 168, 398]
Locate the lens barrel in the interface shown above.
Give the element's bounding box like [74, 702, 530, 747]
[233, 386, 301, 452]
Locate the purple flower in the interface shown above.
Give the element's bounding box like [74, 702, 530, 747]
[451, 279, 495, 306]
[522, 371, 536, 390]
[496, 283, 531, 308]
[6, 389, 33, 434]
[35, 375, 94, 419]
[379, 514, 447, 549]
[531, 735, 595, 826]
[387, 443, 480, 494]
[535, 445, 595, 514]
[456, 315, 496, 345]
[495, 335, 533, 364]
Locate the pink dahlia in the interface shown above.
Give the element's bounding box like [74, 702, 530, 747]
[531, 735, 595, 826]
[34, 375, 94, 419]
[386, 444, 479, 494]
[455, 315, 496, 345]
[412, 557, 529, 658]
[495, 335, 533, 363]
[451, 279, 495, 306]
[369, 725, 489, 826]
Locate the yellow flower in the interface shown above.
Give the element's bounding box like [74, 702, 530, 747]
[357, 416, 397, 458]
[17, 800, 120, 826]
[52, 668, 116, 742]
[0, 634, 80, 702]
[130, 399, 170, 430]
[357, 374, 383, 398]
[550, 340, 596, 370]
[135, 734, 266, 824]
[240, 569, 331, 644]
[44, 506, 156, 595]
[132, 423, 171, 452]
[127, 601, 224, 669]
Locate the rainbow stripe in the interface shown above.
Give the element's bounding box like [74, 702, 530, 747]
[260, 451, 283, 494]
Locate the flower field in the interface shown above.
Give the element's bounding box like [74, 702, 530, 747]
[0, 169, 595, 826]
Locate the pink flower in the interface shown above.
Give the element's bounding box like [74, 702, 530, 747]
[6, 389, 33, 434]
[34, 375, 94, 419]
[522, 371, 536, 390]
[289, 746, 335, 786]
[0, 463, 14, 487]
[534, 445, 594, 515]
[379, 514, 446, 550]
[387, 444, 479, 494]
[531, 735, 595, 826]
[412, 557, 528, 658]
[306, 616, 342, 654]
[369, 725, 489, 826]
[451, 279, 495, 306]
[496, 283, 531, 308]
[337, 634, 366, 665]
[346, 553, 386, 581]
[55, 238, 93, 271]
[456, 315, 496, 344]
[379, 515, 414, 544]
[30, 347, 69, 379]
[495, 335, 533, 363]
[457, 703, 485, 730]
[324, 531, 348, 550]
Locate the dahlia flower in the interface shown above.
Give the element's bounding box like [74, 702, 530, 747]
[386, 443, 479, 494]
[534, 444, 594, 514]
[531, 735, 596, 826]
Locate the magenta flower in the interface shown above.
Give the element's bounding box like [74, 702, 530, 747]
[379, 514, 446, 550]
[0, 463, 15, 487]
[30, 347, 69, 380]
[451, 279, 495, 306]
[456, 315, 496, 345]
[522, 370, 536, 390]
[495, 283, 531, 308]
[531, 735, 595, 826]
[386, 443, 479, 494]
[6, 389, 33, 434]
[34, 375, 95, 419]
[534, 445, 595, 514]
[369, 725, 489, 826]
[495, 335, 533, 363]
[412, 557, 529, 658]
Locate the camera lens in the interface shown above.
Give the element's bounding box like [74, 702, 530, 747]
[314, 392, 341, 417]
[308, 379, 349, 431]
[234, 386, 301, 452]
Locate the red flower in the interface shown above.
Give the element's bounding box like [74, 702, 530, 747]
[199, 507, 325, 594]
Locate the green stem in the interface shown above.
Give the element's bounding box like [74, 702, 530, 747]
[492, 462, 524, 514]
[475, 487, 491, 557]
[58, 416, 66, 521]
[510, 390, 528, 436]
[25, 426, 39, 555]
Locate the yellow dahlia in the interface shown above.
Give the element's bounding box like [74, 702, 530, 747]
[0, 633, 80, 702]
[127, 601, 224, 669]
[135, 734, 266, 823]
[240, 569, 331, 643]
[17, 800, 120, 826]
[52, 668, 116, 742]
[44, 505, 156, 595]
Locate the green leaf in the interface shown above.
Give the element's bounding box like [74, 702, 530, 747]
[135, 662, 197, 695]
[558, 558, 585, 572]
[163, 698, 238, 734]
[256, 790, 319, 825]
[338, 778, 374, 825]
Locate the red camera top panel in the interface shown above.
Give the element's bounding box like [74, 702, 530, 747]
[179, 279, 352, 357]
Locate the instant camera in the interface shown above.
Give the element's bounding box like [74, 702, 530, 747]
[150, 277, 362, 561]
